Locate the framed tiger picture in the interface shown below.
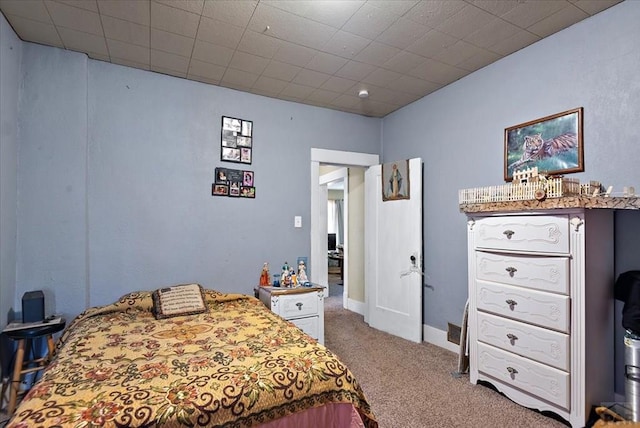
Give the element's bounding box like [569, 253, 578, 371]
[504, 107, 584, 182]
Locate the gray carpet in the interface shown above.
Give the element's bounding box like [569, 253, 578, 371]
[323, 295, 569, 428]
[328, 273, 343, 297]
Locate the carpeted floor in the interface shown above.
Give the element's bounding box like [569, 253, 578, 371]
[328, 272, 343, 297]
[323, 294, 570, 428]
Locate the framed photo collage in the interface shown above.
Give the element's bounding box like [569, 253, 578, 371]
[221, 116, 252, 164]
[212, 167, 255, 198]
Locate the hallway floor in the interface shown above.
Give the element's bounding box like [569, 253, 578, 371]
[327, 272, 342, 297]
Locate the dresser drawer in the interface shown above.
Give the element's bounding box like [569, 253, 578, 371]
[478, 342, 570, 410]
[275, 292, 319, 318]
[474, 215, 569, 253]
[290, 316, 319, 339]
[476, 280, 570, 332]
[476, 251, 569, 294]
[477, 312, 570, 371]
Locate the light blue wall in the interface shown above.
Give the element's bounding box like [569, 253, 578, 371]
[12, 45, 380, 317]
[16, 44, 88, 319]
[381, 1, 640, 394]
[0, 13, 22, 325]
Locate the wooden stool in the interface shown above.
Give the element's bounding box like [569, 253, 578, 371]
[3, 319, 65, 415]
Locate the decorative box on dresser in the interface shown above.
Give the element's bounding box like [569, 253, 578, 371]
[257, 286, 325, 345]
[463, 200, 618, 428]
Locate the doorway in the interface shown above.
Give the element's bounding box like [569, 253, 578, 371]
[322, 168, 346, 305]
[310, 149, 379, 315]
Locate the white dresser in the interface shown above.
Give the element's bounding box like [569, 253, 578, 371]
[257, 286, 325, 345]
[466, 209, 614, 427]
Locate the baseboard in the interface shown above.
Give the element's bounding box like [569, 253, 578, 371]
[347, 298, 365, 315]
[424, 324, 459, 354]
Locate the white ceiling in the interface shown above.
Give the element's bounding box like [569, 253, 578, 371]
[0, 0, 623, 117]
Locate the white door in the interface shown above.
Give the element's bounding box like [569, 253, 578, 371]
[365, 158, 423, 342]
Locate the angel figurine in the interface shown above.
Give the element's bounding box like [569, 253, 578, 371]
[297, 260, 309, 285]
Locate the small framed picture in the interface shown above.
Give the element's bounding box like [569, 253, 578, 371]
[382, 160, 410, 201]
[229, 181, 241, 197]
[240, 147, 252, 164]
[215, 167, 228, 184]
[237, 136, 252, 147]
[221, 129, 237, 148]
[221, 147, 241, 162]
[241, 120, 252, 136]
[212, 183, 229, 196]
[240, 186, 255, 198]
[222, 116, 242, 133]
[243, 171, 254, 186]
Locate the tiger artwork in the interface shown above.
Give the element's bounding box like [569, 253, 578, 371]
[509, 132, 578, 171]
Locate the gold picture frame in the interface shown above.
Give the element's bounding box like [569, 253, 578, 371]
[504, 107, 584, 182]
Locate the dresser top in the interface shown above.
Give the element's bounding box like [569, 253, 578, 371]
[459, 195, 640, 214]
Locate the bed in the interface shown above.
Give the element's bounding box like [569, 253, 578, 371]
[7, 285, 377, 427]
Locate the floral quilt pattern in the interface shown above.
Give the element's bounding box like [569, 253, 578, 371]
[8, 290, 377, 428]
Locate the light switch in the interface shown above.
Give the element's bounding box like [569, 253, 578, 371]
[294, 216, 302, 228]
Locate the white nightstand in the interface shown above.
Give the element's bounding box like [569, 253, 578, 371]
[256, 285, 325, 344]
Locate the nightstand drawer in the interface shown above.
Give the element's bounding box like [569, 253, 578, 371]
[290, 316, 319, 339]
[474, 215, 569, 254]
[277, 292, 319, 318]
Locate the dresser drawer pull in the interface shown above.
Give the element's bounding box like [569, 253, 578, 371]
[506, 333, 518, 344]
[505, 266, 517, 277]
[507, 366, 518, 375]
[503, 230, 515, 239]
[296, 302, 303, 310]
[505, 299, 518, 309]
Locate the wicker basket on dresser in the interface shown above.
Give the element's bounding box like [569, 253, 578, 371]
[466, 208, 614, 428]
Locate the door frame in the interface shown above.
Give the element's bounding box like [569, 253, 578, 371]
[310, 149, 379, 312]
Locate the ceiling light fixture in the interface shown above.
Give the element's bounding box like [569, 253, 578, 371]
[358, 89, 369, 98]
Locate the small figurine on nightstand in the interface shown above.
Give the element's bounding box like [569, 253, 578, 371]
[281, 262, 290, 287]
[259, 262, 271, 286]
[298, 259, 310, 286]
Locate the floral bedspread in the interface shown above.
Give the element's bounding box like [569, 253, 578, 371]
[8, 289, 377, 428]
